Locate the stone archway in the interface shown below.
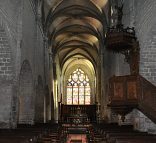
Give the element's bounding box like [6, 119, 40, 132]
[18, 60, 34, 124]
[35, 75, 44, 123]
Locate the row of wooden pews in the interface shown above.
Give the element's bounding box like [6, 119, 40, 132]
[4, 122, 155, 143]
[0, 123, 60, 143]
[92, 123, 156, 143]
[38, 124, 67, 143]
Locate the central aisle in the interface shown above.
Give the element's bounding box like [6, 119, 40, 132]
[66, 134, 87, 143]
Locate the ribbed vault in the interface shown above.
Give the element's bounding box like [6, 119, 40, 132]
[44, 0, 108, 64]
[43, 0, 109, 104]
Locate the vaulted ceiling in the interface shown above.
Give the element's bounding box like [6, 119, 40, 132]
[43, 0, 109, 71]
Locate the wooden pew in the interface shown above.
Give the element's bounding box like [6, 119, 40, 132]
[0, 124, 58, 143]
[93, 123, 156, 143]
[114, 138, 156, 143]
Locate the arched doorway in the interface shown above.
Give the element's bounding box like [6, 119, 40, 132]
[18, 60, 34, 124]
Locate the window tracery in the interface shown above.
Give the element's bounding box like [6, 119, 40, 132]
[67, 68, 91, 105]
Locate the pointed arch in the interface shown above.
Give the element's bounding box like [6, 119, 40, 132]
[18, 60, 34, 124]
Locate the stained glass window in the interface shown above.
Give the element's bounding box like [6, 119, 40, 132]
[67, 86, 72, 104]
[66, 68, 91, 105]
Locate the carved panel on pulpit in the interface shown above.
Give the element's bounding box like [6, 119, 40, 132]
[114, 82, 124, 100]
[108, 75, 139, 118]
[127, 81, 137, 99]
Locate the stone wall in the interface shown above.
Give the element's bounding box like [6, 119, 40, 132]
[0, 0, 20, 128]
[132, 109, 156, 134]
[0, 25, 13, 80]
[121, 109, 156, 134]
[0, 0, 48, 128]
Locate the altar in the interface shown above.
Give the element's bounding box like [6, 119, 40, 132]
[67, 114, 89, 125]
[60, 104, 97, 122]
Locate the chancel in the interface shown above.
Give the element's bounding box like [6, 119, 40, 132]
[0, 0, 156, 143]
